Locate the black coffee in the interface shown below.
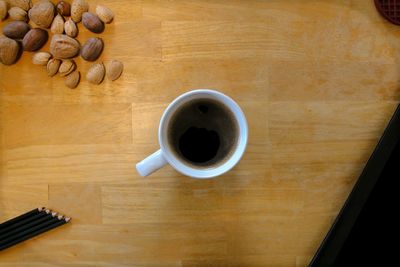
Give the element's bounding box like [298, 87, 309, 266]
[168, 98, 238, 167]
[179, 126, 220, 163]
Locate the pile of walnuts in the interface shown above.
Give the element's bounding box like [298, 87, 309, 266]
[0, 0, 123, 89]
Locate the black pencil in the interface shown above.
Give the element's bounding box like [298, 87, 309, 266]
[0, 217, 70, 251]
[0, 208, 43, 230]
[0, 214, 60, 247]
[0, 209, 48, 236]
[0, 210, 54, 241]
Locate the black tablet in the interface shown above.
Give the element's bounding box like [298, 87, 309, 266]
[309, 104, 399, 266]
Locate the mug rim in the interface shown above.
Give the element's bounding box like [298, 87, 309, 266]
[158, 89, 248, 178]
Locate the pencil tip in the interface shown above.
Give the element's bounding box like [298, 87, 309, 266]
[45, 209, 51, 214]
[64, 217, 71, 223]
[51, 212, 58, 217]
[57, 214, 64, 220]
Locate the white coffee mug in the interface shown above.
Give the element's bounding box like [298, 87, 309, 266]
[136, 89, 248, 178]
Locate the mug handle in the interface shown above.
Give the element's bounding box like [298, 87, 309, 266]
[136, 149, 168, 176]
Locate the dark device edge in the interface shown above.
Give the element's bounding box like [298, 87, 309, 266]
[309, 103, 400, 266]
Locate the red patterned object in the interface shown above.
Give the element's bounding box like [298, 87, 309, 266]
[375, 0, 400, 25]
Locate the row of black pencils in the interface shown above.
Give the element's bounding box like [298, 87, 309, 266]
[0, 207, 71, 251]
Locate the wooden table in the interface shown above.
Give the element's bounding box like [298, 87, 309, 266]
[1, 0, 399, 266]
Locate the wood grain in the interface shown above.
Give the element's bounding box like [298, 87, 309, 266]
[1, 0, 399, 266]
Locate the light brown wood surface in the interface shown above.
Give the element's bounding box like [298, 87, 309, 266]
[1, 0, 399, 266]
